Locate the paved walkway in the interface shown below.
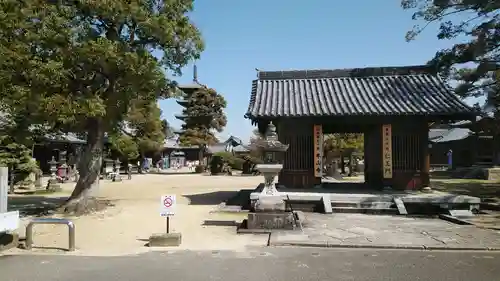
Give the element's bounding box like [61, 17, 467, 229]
[270, 213, 500, 250]
[2, 248, 500, 281]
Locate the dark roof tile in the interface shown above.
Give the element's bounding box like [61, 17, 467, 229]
[246, 66, 474, 118]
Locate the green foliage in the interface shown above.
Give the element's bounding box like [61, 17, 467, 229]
[109, 101, 168, 159]
[161, 119, 175, 139]
[248, 128, 265, 159]
[0, 0, 204, 197]
[213, 151, 245, 170]
[402, 0, 499, 106]
[324, 133, 364, 154]
[231, 157, 245, 171]
[126, 100, 166, 155]
[178, 87, 227, 146]
[209, 155, 224, 175]
[0, 136, 38, 182]
[108, 134, 139, 161]
[194, 164, 205, 173]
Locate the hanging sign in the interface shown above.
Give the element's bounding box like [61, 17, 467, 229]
[382, 124, 393, 179]
[313, 125, 323, 177]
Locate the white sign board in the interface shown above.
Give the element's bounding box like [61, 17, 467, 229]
[160, 195, 176, 216]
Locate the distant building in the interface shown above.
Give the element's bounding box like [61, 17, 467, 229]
[429, 112, 497, 168]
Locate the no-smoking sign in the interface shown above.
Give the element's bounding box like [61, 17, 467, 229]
[160, 195, 176, 216]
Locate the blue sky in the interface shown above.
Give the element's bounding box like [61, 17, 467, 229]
[158, 0, 474, 143]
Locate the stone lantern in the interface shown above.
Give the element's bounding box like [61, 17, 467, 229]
[58, 151, 68, 182]
[113, 159, 122, 182]
[245, 122, 297, 231]
[48, 157, 58, 178]
[104, 158, 114, 179]
[251, 122, 289, 196]
[47, 156, 60, 191]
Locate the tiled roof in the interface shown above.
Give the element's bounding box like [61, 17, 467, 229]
[45, 133, 86, 144]
[223, 136, 243, 146]
[429, 129, 449, 141]
[163, 137, 199, 149]
[429, 128, 472, 143]
[451, 112, 494, 127]
[233, 145, 250, 153]
[245, 66, 474, 118]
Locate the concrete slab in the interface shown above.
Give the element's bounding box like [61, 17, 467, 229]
[148, 233, 182, 247]
[321, 195, 332, 214]
[269, 213, 500, 250]
[394, 198, 408, 215]
[250, 190, 480, 205]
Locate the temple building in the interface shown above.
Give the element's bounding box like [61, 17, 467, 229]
[244, 65, 475, 190]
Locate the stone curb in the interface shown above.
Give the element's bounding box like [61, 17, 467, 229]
[270, 241, 500, 251]
[438, 214, 473, 225]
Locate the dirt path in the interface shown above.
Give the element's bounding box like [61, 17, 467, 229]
[8, 174, 267, 256]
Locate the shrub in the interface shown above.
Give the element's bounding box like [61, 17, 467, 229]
[195, 165, 205, 173]
[210, 155, 224, 175]
[212, 151, 245, 171]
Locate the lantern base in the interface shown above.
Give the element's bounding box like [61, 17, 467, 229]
[253, 194, 286, 212]
[47, 178, 61, 192]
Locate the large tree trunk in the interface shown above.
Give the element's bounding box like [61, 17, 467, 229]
[63, 119, 105, 214]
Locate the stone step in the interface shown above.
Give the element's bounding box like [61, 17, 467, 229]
[331, 206, 398, 215]
[330, 201, 395, 209]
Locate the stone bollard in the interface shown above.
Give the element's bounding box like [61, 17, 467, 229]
[34, 170, 43, 189]
[26, 172, 36, 190]
[74, 170, 79, 182]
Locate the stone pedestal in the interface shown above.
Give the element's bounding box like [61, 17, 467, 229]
[47, 175, 61, 192]
[148, 233, 182, 247]
[254, 194, 286, 212]
[486, 167, 500, 181]
[246, 164, 298, 230]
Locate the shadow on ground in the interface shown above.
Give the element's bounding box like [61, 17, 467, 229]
[202, 220, 238, 226]
[8, 196, 68, 217]
[8, 195, 115, 217]
[183, 191, 241, 205]
[183, 189, 255, 207]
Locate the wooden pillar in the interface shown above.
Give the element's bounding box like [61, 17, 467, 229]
[420, 124, 430, 187]
[364, 125, 383, 188]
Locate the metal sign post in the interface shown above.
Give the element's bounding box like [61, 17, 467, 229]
[160, 195, 176, 234]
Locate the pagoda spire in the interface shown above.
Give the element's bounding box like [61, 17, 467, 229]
[193, 63, 198, 83]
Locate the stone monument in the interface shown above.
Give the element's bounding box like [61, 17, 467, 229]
[245, 122, 298, 230]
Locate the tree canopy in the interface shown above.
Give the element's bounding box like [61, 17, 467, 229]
[324, 133, 364, 155]
[402, 0, 499, 108]
[0, 0, 204, 211]
[177, 87, 227, 146]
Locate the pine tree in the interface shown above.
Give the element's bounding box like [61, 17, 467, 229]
[176, 85, 227, 146]
[402, 0, 500, 163]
